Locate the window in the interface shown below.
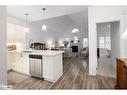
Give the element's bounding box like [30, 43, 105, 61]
[99, 36, 111, 49]
[64, 38, 70, 48]
[105, 37, 111, 49]
[99, 37, 105, 48]
[83, 38, 88, 48]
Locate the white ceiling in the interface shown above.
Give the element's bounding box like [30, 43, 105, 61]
[7, 6, 88, 22]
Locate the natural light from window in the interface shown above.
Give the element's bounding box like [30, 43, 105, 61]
[99, 36, 111, 49]
[83, 38, 88, 48]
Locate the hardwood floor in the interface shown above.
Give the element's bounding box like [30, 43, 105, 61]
[7, 72, 52, 89]
[51, 56, 115, 89]
[7, 55, 116, 89]
[97, 56, 115, 78]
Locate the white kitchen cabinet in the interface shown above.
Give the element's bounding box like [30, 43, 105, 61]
[8, 50, 64, 82]
[11, 52, 29, 75]
[7, 23, 26, 43]
[21, 53, 29, 75]
[7, 53, 11, 70]
[43, 55, 54, 81]
[7, 23, 17, 43]
[43, 54, 63, 82]
[7, 52, 16, 71]
[15, 24, 25, 43]
[7, 52, 13, 70]
[14, 53, 22, 72]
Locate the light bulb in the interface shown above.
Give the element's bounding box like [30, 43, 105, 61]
[48, 40, 52, 45]
[42, 25, 47, 31]
[25, 28, 29, 33]
[72, 28, 79, 33]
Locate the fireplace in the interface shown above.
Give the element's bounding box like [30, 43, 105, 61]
[72, 46, 78, 52]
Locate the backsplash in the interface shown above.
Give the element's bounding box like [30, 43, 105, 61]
[7, 44, 16, 51]
[7, 43, 25, 51]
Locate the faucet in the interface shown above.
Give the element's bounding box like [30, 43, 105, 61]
[29, 39, 34, 50]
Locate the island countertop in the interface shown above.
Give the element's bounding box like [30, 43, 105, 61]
[8, 50, 65, 56]
[25, 50, 64, 56]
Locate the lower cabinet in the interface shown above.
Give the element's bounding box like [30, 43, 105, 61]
[8, 52, 30, 75]
[7, 52, 63, 82]
[43, 55, 54, 81]
[43, 54, 63, 82]
[21, 54, 29, 75]
[7, 52, 13, 70]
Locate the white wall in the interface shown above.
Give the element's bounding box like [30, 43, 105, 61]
[88, 6, 126, 75]
[121, 14, 127, 58]
[124, 39, 127, 57]
[110, 21, 120, 75]
[0, 6, 7, 85]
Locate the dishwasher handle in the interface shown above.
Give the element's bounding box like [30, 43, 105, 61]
[29, 54, 42, 59]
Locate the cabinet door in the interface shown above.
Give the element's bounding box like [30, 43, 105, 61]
[7, 53, 11, 70]
[53, 54, 63, 79]
[43, 56, 53, 80]
[14, 53, 23, 72]
[11, 53, 17, 70]
[22, 54, 29, 75]
[7, 23, 25, 43]
[7, 23, 17, 43]
[123, 65, 127, 88]
[15, 24, 25, 43]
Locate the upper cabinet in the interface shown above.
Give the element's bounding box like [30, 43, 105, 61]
[7, 23, 26, 43]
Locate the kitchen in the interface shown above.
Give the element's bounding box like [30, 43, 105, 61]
[6, 6, 88, 89]
[0, 5, 119, 90]
[7, 46, 64, 82]
[1, 1, 127, 95]
[7, 8, 65, 86]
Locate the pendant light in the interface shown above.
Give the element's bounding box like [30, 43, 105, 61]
[42, 8, 47, 32]
[25, 13, 29, 33]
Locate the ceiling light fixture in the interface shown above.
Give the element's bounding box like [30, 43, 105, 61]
[72, 28, 79, 33]
[25, 13, 30, 33]
[42, 8, 47, 32]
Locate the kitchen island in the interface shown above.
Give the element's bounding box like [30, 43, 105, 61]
[29, 50, 64, 82]
[7, 50, 64, 82]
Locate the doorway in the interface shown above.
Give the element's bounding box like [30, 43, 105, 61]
[96, 21, 120, 78]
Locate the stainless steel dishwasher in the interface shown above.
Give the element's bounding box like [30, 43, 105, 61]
[29, 54, 43, 79]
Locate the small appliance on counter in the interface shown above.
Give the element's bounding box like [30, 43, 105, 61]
[30, 42, 47, 50]
[7, 44, 16, 51]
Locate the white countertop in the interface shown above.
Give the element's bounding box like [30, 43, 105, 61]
[29, 50, 64, 56]
[8, 50, 65, 56]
